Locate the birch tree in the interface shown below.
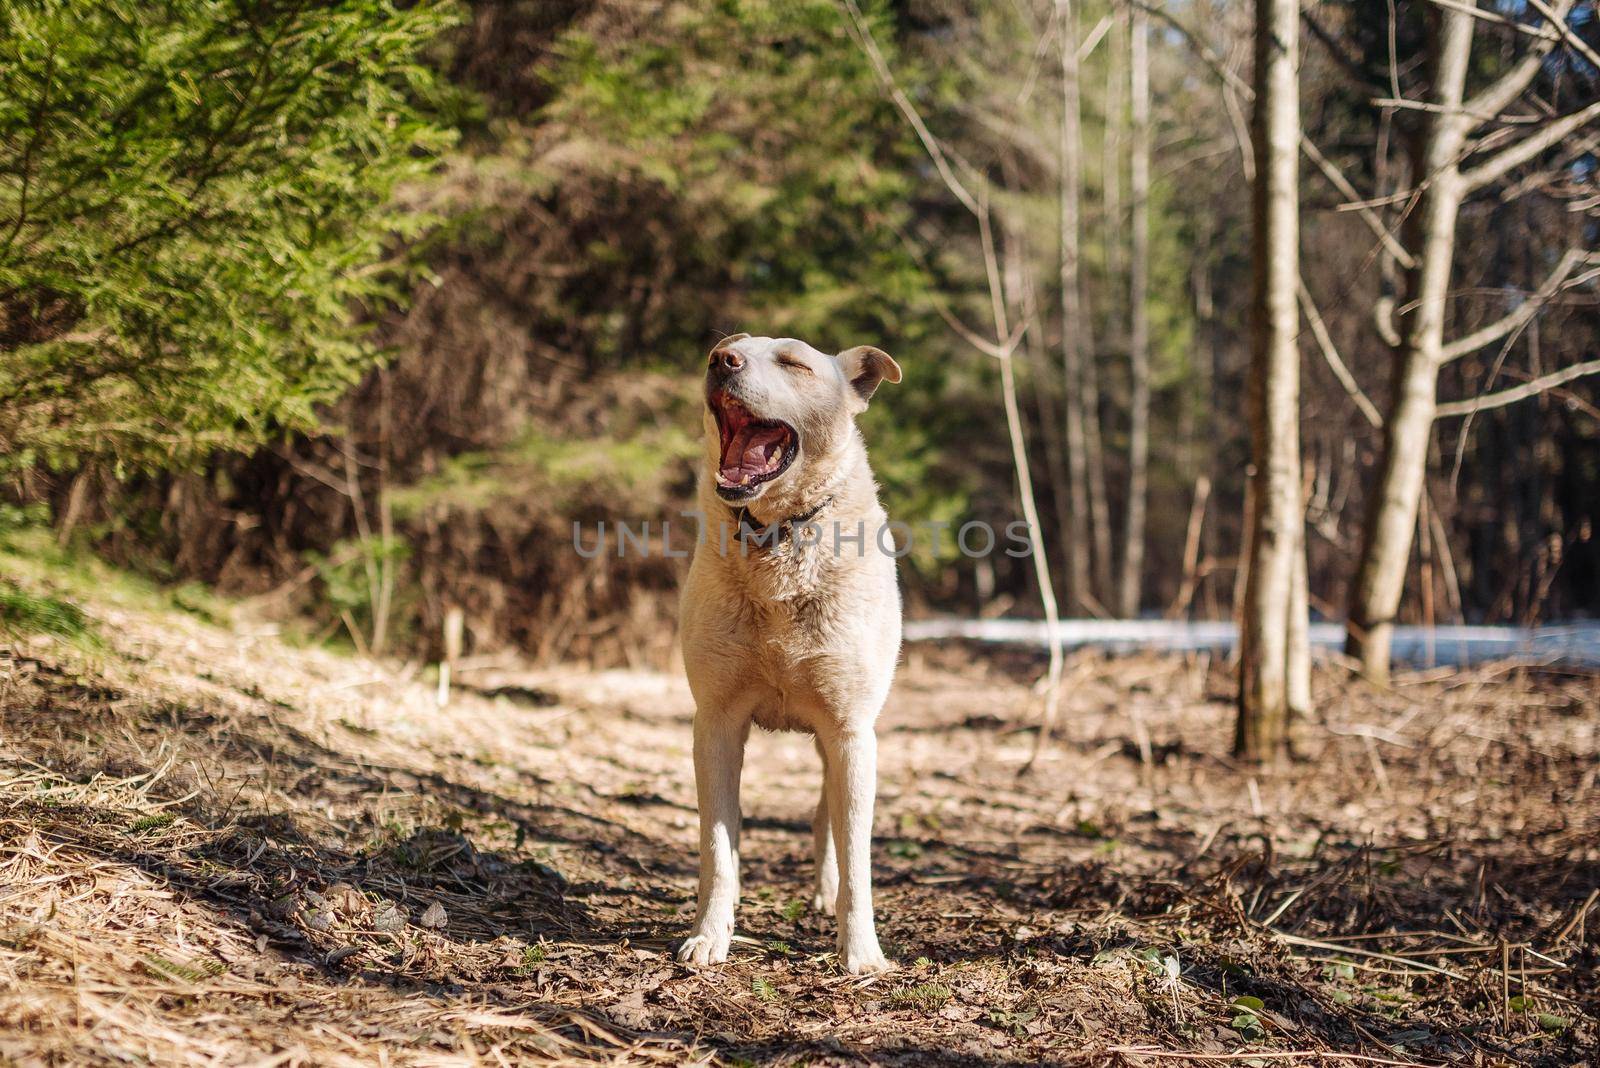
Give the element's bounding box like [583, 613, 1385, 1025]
[1056, 0, 1095, 613]
[1118, 3, 1152, 618]
[1346, 0, 1600, 682]
[1236, 0, 1311, 760]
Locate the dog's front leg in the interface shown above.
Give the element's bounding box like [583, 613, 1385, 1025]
[678, 712, 747, 965]
[811, 739, 839, 915]
[823, 727, 891, 974]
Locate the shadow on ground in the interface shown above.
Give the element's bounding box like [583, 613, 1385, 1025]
[3, 631, 1598, 1065]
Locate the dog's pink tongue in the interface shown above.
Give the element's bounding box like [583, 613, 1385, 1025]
[721, 426, 786, 479]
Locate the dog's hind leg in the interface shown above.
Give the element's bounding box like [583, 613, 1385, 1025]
[811, 740, 838, 916]
[822, 727, 891, 974]
[678, 712, 749, 965]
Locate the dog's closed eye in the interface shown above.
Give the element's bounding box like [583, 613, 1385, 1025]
[778, 355, 813, 375]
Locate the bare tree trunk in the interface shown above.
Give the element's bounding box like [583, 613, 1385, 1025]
[1056, 0, 1092, 613]
[1119, 4, 1152, 618]
[1082, 286, 1114, 612]
[1236, 0, 1310, 761]
[1103, 9, 1125, 298]
[1346, 9, 1474, 684]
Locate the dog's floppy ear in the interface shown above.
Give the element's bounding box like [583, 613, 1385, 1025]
[836, 345, 902, 405]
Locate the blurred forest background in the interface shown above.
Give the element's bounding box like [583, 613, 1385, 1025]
[3, 0, 1598, 672]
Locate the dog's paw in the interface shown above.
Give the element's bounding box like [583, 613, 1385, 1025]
[839, 943, 894, 975]
[810, 887, 837, 917]
[675, 929, 732, 966]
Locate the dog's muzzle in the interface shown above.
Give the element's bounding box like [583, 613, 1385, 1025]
[709, 391, 798, 501]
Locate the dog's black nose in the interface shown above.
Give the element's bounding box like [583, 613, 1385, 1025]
[710, 347, 745, 374]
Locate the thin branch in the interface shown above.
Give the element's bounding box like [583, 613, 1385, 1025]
[1464, 0, 1579, 122]
[1461, 98, 1600, 190]
[1440, 248, 1600, 360]
[1500, 132, 1600, 201]
[1449, 297, 1539, 490]
[1373, 297, 1403, 348]
[838, 0, 980, 216]
[1435, 358, 1600, 417]
[840, 0, 1063, 731]
[1014, 14, 1058, 105]
[1221, 81, 1256, 181]
[1525, 0, 1600, 70]
[888, 223, 1027, 359]
[932, 300, 1028, 360]
[1301, 137, 1415, 269]
[1424, 0, 1560, 41]
[1131, 0, 1411, 267]
[1077, 12, 1115, 62]
[1297, 281, 1383, 428]
[1370, 96, 1539, 124]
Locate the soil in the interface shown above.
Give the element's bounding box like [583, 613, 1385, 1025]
[2, 591, 1597, 1066]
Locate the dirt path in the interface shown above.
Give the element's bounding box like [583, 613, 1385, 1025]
[2, 590, 1597, 1065]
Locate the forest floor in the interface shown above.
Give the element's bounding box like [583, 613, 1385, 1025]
[2, 552, 1598, 1066]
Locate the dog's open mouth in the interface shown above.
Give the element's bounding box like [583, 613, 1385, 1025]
[711, 393, 797, 499]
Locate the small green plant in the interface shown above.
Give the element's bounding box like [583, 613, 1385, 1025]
[302, 534, 412, 654]
[141, 953, 225, 983]
[1229, 995, 1265, 1040]
[129, 813, 176, 834]
[781, 899, 807, 922]
[168, 582, 223, 623]
[1508, 996, 1569, 1031]
[886, 983, 953, 1012]
[1322, 959, 1356, 982]
[983, 1007, 1037, 1038]
[766, 940, 793, 956]
[0, 583, 92, 640]
[887, 839, 923, 860]
[515, 942, 547, 973]
[1136, 947, 1168, 973]
[750, 977, 779, 1002]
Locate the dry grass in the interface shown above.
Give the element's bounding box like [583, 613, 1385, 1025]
[1, 583, 1597, 1065]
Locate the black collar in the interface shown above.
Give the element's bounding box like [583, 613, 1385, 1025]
[729, 495, 834, 549]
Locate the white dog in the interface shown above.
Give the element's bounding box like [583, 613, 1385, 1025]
[677, 333, 903, 974]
